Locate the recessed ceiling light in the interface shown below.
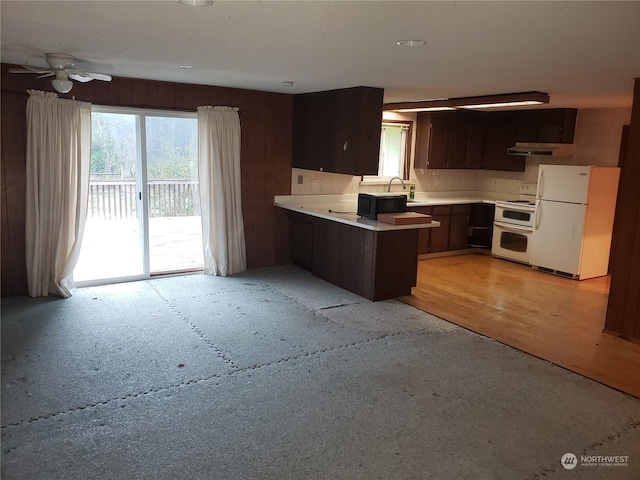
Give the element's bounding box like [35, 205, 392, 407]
[281, 81, 294, 87]
[178, 0, 213, 6]
[178, 65, 198, 70]
[396, 40, 427, 47]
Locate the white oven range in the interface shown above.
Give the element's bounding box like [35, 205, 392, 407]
[491, 184, 537, 265]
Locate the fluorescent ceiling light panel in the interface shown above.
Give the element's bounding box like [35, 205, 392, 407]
[393, 107, 456, 112]
[384, 91, 550, 112]
[460, 101, 545, 109]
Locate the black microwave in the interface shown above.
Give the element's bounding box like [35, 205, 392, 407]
[357, 193, 407, 220]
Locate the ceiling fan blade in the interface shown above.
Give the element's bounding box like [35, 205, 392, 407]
[9, 66, 53, 74]
[67, 69, 111, 82]
[69, 73, 94, 83]
[66, 68, 90, 77]
[85, 72, 112, 82]
[36, 72, 56, 79]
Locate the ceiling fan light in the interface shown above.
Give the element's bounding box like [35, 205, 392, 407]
[52, 78, 73, 93]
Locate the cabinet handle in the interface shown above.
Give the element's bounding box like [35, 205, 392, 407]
[343, 141, 348, 151]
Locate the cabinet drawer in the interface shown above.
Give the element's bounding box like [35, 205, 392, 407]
[451, 204, 470, 215]
[408, 206, 432, 215]
[432, 205, 451, 216]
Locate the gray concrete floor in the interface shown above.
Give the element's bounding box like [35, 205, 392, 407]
[2, 265, 639, 479]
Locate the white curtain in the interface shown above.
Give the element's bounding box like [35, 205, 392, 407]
[25, 90, 92, 297]
[197, 106, 246, 276]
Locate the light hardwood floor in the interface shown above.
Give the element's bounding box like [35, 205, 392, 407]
[400, 253, 640, 398]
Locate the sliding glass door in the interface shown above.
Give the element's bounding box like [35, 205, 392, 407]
[146, 115, 202, 274]
[74, 108, 203, 285]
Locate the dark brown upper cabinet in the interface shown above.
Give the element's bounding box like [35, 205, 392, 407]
[483, 124, 525, 172]
[292, 86, 384, 176]
[465, 124, 485, 169]
[513, 109, 578, 144]
[425, 121, 450, 169]
[415, 111, 487, 170]
[414, 108, 577, 172]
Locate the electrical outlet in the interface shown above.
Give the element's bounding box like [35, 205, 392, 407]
[493, 180, 498, 186]
[297, 174, 304, 185]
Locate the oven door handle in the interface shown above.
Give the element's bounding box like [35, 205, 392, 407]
[494, 221, 533, 233]
[495, 203, 535, 213]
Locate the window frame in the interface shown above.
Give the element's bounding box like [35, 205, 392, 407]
[361, 119, 413, 185]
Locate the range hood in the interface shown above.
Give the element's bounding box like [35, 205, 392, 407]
[507, 142, 573, 157]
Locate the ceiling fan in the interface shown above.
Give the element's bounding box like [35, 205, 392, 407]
[9, 53, 112, 94]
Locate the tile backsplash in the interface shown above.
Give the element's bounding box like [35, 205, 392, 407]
[291, 107, 631, 196]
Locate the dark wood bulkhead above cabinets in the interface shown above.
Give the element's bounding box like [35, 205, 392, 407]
[292, 86, 384, 176]
[414, 108, 577, 172]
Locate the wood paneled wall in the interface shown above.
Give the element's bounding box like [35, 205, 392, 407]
[1, 63, 292, 296]
[606, 78, 640, 341]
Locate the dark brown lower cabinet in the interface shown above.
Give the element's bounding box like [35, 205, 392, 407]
[467, 203, 495, 249]
[288, 212, 313, 268]
[449, 205, 470, 251]
[429, 206, 451, 253]
[407, 206, 432, 254]
[288, 212, 419, 301]
[408, 203, 472, 254]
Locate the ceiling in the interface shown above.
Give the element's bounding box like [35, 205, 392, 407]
[2, 1, 639, 108]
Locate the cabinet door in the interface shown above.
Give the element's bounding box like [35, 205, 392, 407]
[414, 113, 431, 169]
[537, 125, 564, 143]
[349, 87, 384, 175]
[292, 87, 383, 176]
[334, 89, 354, 174]
[427, 123, 449, 169]
[447, 124, 468, 169]
[409, 206, 432, 254]
[513, 109, 577, 144]
[515, 123, 538, 143]
[483, 125, 524, 171]
[465, 124, 485, 169]
[429, 215, 450, 252]
[429, 205, 451, 253]
[449, 205, 470, 251]
[292, 92, 336, 172]
[288, 212, 313, 268]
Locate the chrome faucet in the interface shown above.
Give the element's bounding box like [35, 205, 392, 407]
[387, 177, 406, 192]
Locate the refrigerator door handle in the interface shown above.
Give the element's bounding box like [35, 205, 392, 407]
[535, 200, 541, 230]
[538, 168, 544, 199]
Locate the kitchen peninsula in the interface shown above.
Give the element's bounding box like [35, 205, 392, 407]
[275, 194, 441, 301]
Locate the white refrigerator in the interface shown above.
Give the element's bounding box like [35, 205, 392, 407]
[530, 165, 620, 279]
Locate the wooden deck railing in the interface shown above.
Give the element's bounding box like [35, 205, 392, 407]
[88, 181, 200, 219]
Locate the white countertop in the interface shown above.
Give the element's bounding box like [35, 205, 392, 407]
[274, 195, 441, 231]
[274, 191, 521, 231]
